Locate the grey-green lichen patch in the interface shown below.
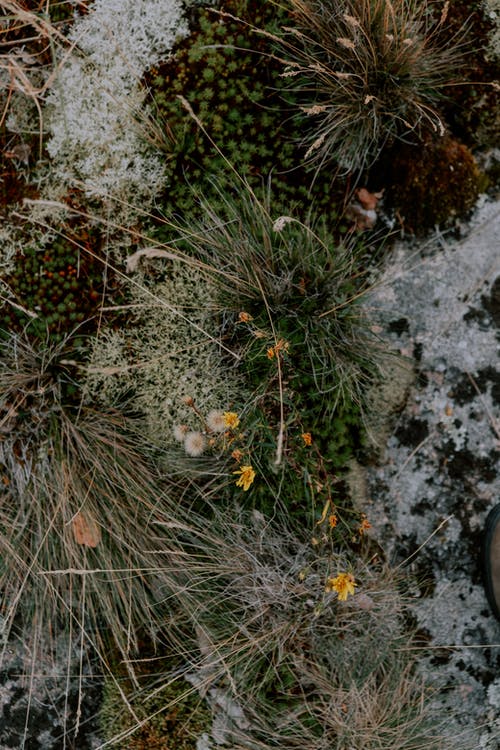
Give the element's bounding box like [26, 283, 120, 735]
[84, 260, 246, 447]
[363, 353, 415, 460]
[483, 0, 500, 60]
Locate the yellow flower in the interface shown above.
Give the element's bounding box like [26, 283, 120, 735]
[301, 432, 312, 446]
[359, 515, 372, 536]
[223, 411, 240, 430]
[233, 464, 256, 491]
[231, 448, 244, 462]
[325, 572, 357, 601]
[238, 311, 253, 323]
[328, 514, 338, 529]
[267, 339, 289, 360]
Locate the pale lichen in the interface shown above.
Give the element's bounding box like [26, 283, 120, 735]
[84, 261, 245, 447]
[45, 0, 189, 209]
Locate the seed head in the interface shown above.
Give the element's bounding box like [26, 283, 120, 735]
[173, 424, 189, 442]
[206, 409, 226, 433]
[184, 431, 206, 457]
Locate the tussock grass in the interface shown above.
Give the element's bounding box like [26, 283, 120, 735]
[173, 180, 385, 418]
[274, 0, 468, 172]
[105, 507, 450, 750]
[0, 331, 186, 665]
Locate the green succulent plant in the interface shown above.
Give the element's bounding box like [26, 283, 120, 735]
[146, 0, 349, 236]
[1, 228, 106, 342]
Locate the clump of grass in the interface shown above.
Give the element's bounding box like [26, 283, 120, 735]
[173, 181, 385, 471]
[0, 1, 87, 210]
[437, 0, 500, 151]
[275, 0, 468, 173]
[148, 507, 450, 750]
[0, 330, 185, 664]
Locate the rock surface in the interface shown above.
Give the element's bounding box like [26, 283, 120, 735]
[365, 197, 500, 749]
[0, 624, 102, 749]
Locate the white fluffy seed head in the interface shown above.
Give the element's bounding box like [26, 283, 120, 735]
[206, 409, 226, 433]
[173, 424, 189, 442]
[184, 431, 206, 457]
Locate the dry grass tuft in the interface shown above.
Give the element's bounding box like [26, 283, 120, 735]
[0, 1, 78, 156]
[113, 507, 451, 750]
[0, 330, 189, 668]
[274, 0, 469, 172]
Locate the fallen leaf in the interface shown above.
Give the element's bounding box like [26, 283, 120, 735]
[72, 511, 101, 548]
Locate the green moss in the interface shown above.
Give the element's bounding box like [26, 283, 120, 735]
[100, 652, 212, 749]
[46, 0, 82, 24]
[1, 225, 107, 342]
[145, 0, 348, 235]
[376, 135, 483, 234]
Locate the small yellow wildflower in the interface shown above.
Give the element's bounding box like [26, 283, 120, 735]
[231, 448, 244, 462]
[233, 464, 256, 491]
[238, 311, 253, 323]
[267, 339, 289, 360]
[328, 514, 338, 529]
[325, 572, 357, 601]
[359, 515, 372, 536]
[301, 432, 312, 446]
[223, 411, 240, 430]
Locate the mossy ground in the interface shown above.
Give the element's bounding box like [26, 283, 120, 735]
[145, 0, 350, 237]
[372, 135, 485, 234]
[0, 0, 498, 746]
[100, 646, 211, 750]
